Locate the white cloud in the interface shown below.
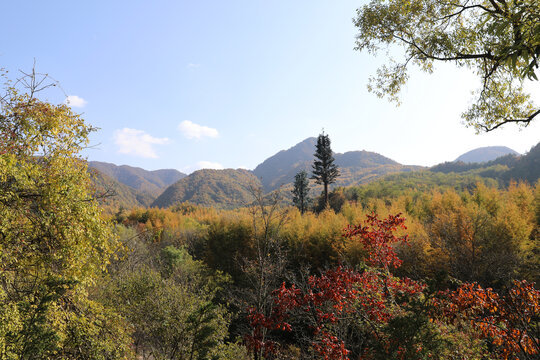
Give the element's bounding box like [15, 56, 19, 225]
[187, 63, 201, 68]
[196, 161, 224, 170]
[178, 120, 219, 139]
[114, 128, 170, 158]
[64, 95, 87, 108]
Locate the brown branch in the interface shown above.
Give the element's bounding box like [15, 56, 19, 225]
[480, 109, 540, 132]
[392, 34, 496, 62]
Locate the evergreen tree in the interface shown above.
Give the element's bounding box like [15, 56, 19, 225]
[311, 132, 339, 208]
[292, 170, 310, 214]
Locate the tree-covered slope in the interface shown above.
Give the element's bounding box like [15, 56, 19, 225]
[503, 142, 540, 185]
[152, 169, 262, 209]
[89, 169, 154, 209]
[430, 142, 539, 186]
[89, 161, 186, 197]
[346, 142, 539, 204]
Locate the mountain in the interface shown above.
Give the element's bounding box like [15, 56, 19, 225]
[253, 138, 422, 192]
[89, 169, 155, 209]
[253, 137, 317, 191]
[88, 161, 186, 197]
[455, 146, 519, 163]
[430, 142, 540, 186]
[90, 140, 537, 211]
[152, 169, 262, 209]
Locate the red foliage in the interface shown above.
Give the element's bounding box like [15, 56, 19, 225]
[436, 280, 540, 359]
[246, 214, 424, 359]
[343, 213, 408, 269]
[246, 213, 539, 359]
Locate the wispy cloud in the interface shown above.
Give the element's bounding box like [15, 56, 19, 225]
[187, 63, 201, 68]
[64, 95, 87, 108]
[178, 120, 219, 139]
[114, 128, 170, 158]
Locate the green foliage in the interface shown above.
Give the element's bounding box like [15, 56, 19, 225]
[504, 142, 540, 185]
[292, 170, 310, 214]
[348, 169, 501, 206]
[355, 0, 540, 131]
[209, 341, 250, 360]
[204, 219, 254, 281]
[101, 245, 231, 360]
[0, 77, 130, 357]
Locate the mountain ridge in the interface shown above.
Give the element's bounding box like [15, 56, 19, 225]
[88, 161, 186, 197]
[89, 140, 535, 210]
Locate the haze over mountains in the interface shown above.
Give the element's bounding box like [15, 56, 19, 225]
[90, 138, 538, 210]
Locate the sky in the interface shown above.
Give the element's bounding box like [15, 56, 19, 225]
[1, 1, 539, 173]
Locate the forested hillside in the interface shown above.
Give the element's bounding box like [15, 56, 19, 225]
[111, 179, 540, 359]
[93, 141, 539, 211]
[90, 169, 155, 208]
[431, 142, 540, 185]
[89, 161, 186, 197]
[152, 168, 262, 208]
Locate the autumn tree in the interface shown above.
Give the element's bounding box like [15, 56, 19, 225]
[311, 132, 340, 209]
[436, 280, 540, 359]
[246, 214, 431, 359]
[0, 70, 131, 358]
[354, 0, 540, 132]
[292, 170, 310, 214]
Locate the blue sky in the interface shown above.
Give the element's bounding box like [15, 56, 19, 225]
[2, 1, 539, 172]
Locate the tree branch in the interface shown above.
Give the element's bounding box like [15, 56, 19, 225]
[480, 109, 540, 132]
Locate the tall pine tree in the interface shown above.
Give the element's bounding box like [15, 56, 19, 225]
[311, 132, 339, 208]
[292, 170, 310, 214]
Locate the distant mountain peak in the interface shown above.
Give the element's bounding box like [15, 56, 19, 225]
[88, 161, 186, 197]
[252, 137, 416, 192]
[455, 146, 519, 163]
